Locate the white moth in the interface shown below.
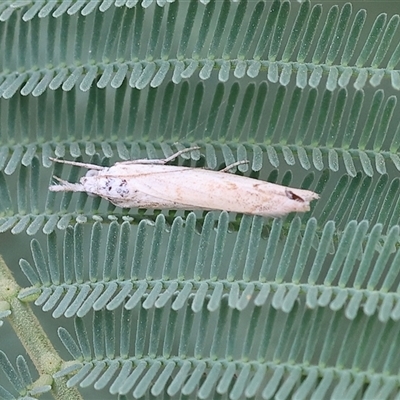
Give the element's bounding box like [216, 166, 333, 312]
[49, 147, 319, 218]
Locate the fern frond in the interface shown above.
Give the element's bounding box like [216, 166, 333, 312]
[0, 84, 400, 234]
[53, 302, 400, 398]
[1, 1, 400, 94]
[1, 81, 399, 177]
[1, 146, 400, 235]
[2, 1, 400, 399]
[0, 351, 52, 398]
[316, 172, 400, 229]
[18, 216, 400, 324]
[0, 301, 11, 327]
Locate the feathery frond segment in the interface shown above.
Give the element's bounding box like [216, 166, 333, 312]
[2, 1, 400, 399]
[0, 351, 51, 399]
[0, 1, 400, 95]
[18, 215, 400, 323]
[53, 301, 400, 399]
[0, 301, 11, 327]
[0, 80, 400, 233]
[1, 82, 399, 175]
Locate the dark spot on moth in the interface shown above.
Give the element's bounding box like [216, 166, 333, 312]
[104, 179, 113, 191]
[116, 187, 130, 196]
[286, 190, 304, 202]
[116, 179, 130, 196]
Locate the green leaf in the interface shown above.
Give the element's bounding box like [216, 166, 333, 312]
[2, 2, 400, 399]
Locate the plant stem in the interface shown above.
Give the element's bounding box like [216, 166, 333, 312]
[0, 255, 82, 400]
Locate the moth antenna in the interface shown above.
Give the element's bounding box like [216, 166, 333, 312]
[220, 160, 249, 173]
[49, 157, 104, 170]
[162, 146, 201, 163]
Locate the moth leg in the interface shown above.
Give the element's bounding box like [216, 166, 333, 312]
[115, 146, 201, 165]
[219, 160, 249, 173]
[49, 157, 105, 171]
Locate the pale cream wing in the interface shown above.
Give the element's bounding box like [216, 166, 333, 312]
[99, 164, 318, 216]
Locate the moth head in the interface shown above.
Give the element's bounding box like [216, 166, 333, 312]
[79, 169, 100, 197]
[85, 169, 99, 177]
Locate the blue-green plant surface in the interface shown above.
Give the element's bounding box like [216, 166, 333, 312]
[1, 0, 400, 399]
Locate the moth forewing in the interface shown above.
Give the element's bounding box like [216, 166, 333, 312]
[49, 156, 319, 217]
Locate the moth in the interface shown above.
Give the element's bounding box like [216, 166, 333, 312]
[49, 147, 319, 218]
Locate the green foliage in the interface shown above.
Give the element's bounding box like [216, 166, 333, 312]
[1, 0, 400, 399]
